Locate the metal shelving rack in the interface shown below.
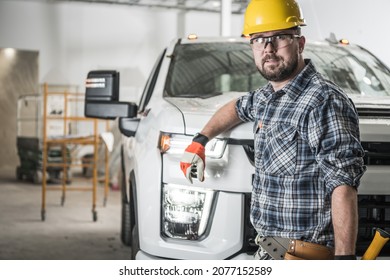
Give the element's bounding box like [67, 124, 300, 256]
[41, 83, 110, 222]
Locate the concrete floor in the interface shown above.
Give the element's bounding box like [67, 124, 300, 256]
[0, 176, 131, 260]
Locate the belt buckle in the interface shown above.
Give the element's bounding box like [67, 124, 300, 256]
[255, 235, 290, 260]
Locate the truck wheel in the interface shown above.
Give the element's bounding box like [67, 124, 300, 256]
[121, 201, 132, 246]
[120, 170, 135, 246]
[130, 223, 140, 260]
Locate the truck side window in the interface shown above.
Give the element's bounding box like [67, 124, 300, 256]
[138, 49, 166, 113]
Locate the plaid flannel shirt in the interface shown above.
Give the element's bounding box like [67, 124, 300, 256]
[236, 60, 366, 246]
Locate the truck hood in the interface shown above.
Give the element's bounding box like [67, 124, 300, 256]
[351, 94, 390, 108]
[166, 92, 254, 139]
[350, 95, 390, 117]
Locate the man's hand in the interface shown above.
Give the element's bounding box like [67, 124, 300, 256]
[180, 142, 205, 183]
[180, 134, 208, 183]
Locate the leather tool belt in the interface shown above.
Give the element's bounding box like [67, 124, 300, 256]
[256, 236, 334, 260]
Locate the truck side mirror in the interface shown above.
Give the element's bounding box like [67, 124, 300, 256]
[84, 70, 138, 119]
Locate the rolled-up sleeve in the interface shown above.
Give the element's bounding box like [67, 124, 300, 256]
[307, 93, 366, 191]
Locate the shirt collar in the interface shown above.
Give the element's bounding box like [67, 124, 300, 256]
[255, 59, 317, 102]
[281, 59, 316, 101]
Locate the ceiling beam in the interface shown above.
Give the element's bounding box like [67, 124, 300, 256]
[49, 0, 248, 14]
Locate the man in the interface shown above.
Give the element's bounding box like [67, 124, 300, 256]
[180, 0, 366, 260]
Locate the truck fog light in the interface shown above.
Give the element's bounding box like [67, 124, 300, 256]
[162, 184, 216, 240]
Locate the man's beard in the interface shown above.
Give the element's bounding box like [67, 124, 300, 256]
[258, 54, 298, 82]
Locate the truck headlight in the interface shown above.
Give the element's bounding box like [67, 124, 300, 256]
[159, 132, 227, 159]
[162, 184, 216, 240]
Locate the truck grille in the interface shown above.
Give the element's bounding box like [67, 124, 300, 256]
[242, 194, 258, 254]
[357, 195, 390, 257]
[241, 194, 390, 258]
[362, 142, 390, 165]
[241, 143, 390, 258]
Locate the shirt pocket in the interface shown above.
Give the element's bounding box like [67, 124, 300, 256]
[262, 123, 298, 176]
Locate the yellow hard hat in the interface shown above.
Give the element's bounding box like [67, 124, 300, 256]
[242, 0, 306, 36]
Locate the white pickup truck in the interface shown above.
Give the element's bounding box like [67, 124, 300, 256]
[84, 36, 390, 259]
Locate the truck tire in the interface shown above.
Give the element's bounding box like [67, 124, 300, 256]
[121, 201, 132, 246]
[131, 223, 140, 260]
[120, 167, 135, 247]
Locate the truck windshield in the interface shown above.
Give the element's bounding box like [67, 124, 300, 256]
[305, 43, 390, 97]
[164, 42, 266, 98]
[164, 41, 390, 98]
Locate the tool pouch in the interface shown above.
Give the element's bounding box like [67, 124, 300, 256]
[284, 240, 334, 260]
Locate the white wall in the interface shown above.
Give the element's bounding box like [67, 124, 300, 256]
[0, 0, 244, 101]
[0, 0, 389, 102]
